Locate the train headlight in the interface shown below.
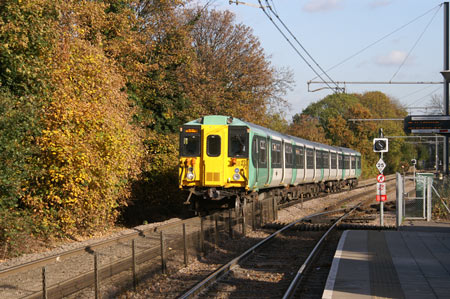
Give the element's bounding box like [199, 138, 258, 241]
[234, 168, 240, 173]
[186, 172, 195, 180]
[233, 173, 241, 181]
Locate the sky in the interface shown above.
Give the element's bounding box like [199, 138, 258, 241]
[197, 0, 447, 121]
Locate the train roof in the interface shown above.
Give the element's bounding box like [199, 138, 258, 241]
[182, 115, 361, 155]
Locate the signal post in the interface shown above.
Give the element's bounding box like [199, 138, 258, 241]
[373, 130, 388, 226]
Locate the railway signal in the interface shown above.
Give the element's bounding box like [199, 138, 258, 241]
[373, 138, 388, 153]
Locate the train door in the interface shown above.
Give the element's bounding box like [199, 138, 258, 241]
[202, 125, 227, 186]
[350, 155, 356, 177]
[294, 144, 305, 184]
[270, 138, 282, 187]
[323, 150, 330, 181]
[283, 141, 293, 185]
[305, 146, 314, 182]
[330, 151, 338, 180]
[251, 135, 269, 189]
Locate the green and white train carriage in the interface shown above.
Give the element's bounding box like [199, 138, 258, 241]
[179, 115, 361, 211]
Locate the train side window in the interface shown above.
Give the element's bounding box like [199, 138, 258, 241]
[316, 150, 322, 169]
[271, 141, 282, 168]
[306, 148, 314, 169]
[259, 139, 267, 166]
[331, 153, 337, 169]
[344, 155, 350, 169]
[338, 154, 343, 169]
[207, 135, 221, 157]
[294, 146, 304, 169]
[285, 143, 293, 168]
[324, 151, 330, 169]
[351, 156, 356, 169]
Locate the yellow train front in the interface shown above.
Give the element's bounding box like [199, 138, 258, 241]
[179, 115, 250, 211]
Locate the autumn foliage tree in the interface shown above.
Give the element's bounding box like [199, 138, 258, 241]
[0, 0, 294, 256]
[291, 92, 408, 177]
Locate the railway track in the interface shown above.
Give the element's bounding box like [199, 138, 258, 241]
[179, 205, 363, 298]
[0, 175, 396, 298]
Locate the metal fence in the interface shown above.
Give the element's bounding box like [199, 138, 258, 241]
[396, 172, 450, 226]
[28, 197, 278, 298]
[430, 176, 450, 218]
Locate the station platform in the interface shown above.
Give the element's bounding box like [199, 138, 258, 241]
[322, 221, 450, 299]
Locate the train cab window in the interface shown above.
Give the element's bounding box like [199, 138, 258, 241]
[306, 148, 314, 169]
[351, 156, 356, 169]
[294, 146, 304, 169]
[271, 141, 282, 168]
[207, 135, 221, 157]
[331, 153, 337, 169]
[228, 127, 249, 158]
[357, 156, 361, 169]
[180, 127, 201, 157]
[285, 144, 293, 168]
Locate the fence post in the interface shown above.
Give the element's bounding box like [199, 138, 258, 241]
[160, 231, 166, 274]
[132, 239, 137, 290]
[42, 267, 47, 299]
[251, 201, 255, 230]
[396, 172, 403, 228]
[183, 223, 188, 267]
[214, 214, 219, 249]
[259, 201, 264, 226]
[200, 217, 204, 253]
[427, 177, 432, 221]
[242, 206, 246, 237]
[228, 209, 233, 239]
[272, 197, 277, 221]
[94, 252, 99, 299]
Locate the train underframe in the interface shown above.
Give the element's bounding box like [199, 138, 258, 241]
[184, 178, 358, 213]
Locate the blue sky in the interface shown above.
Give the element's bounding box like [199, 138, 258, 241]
[197, 0, 447, 120]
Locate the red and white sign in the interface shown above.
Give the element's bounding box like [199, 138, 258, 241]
[376, 182, 387, 202]
[376, 174, 385, 183]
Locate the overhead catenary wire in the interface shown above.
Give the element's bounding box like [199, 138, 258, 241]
[256, 0, 341, 93]
[263, 0, 340, 92]
[390, 4, 441, 81]
[397, 85, 436, 101]
[310, 3, 443, 81]
[407, 86, 442, 108]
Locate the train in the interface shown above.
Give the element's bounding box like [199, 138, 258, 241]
[179, 115, 362, 211]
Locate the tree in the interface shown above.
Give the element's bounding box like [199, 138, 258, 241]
[182, 8, 292, 125]
[293, 91, 408, 177]
[289, 115, 330, 143]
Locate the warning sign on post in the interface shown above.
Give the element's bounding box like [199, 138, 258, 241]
[377, 174, 385, 183]
[376, 182, 387, 202]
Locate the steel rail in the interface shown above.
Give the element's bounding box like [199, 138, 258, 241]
[178, 208, 349, 299]
[281, 202, 362, 299]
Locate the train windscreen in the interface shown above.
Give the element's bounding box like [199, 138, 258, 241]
[180, 126, 201, 157]
[228, 127, 249, 158]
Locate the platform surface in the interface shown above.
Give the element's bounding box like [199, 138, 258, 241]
[323, 222, 450, 299]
